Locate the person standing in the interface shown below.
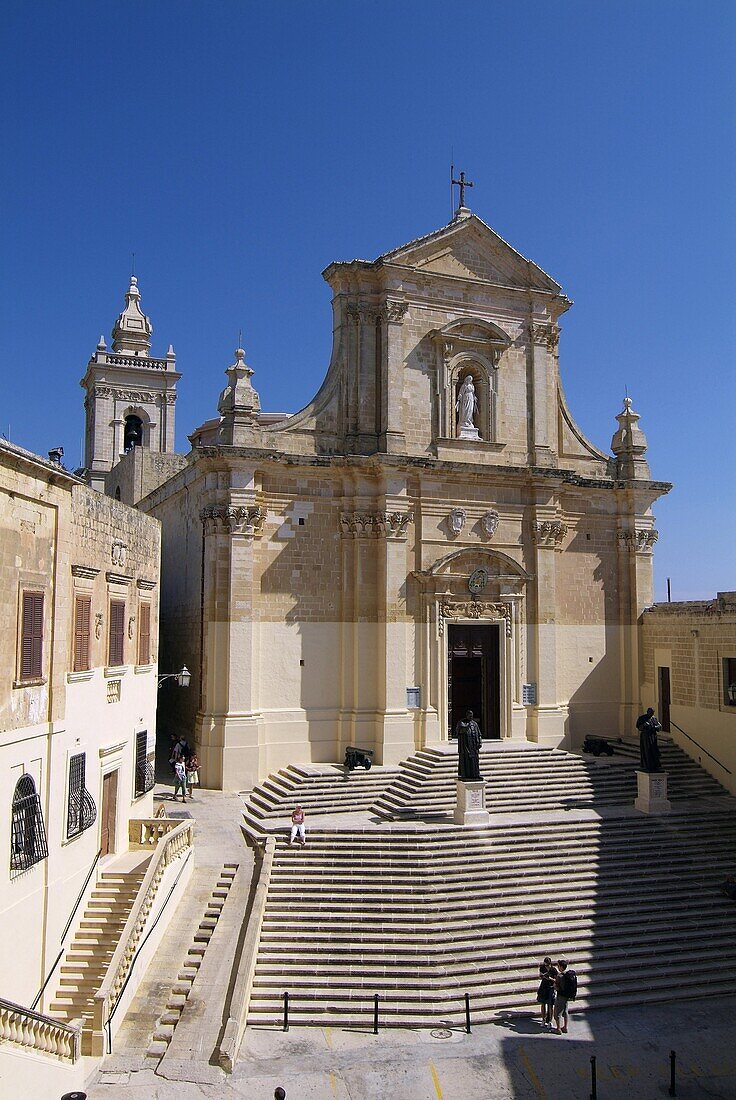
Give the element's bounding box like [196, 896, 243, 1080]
[186, 753, 200, 797]
[290, 805, 306, 846]
[536, 957, 557, 1026]
[173, 758, 188, 803]
[553, 958, 577, 1034]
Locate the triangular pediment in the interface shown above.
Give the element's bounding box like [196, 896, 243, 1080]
[379, 214, 561, 293]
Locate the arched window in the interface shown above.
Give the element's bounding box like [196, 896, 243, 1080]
[114, 486, 121, 501]
[123, 414, 144, 452]
[10, 774, 48, 873]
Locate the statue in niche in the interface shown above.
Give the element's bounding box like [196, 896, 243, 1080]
[456, 375, 481, 440]
[456, 709, 483, 781]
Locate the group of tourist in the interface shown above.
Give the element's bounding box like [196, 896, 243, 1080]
[536, 957, 577, 1034]
[169, 734, 200, 803]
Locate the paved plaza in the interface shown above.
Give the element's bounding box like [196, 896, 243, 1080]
[89, 997, 736, 1098]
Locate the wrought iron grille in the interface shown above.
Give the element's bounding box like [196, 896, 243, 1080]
[134, 730, 155, 797]
[10, 775, 48, 873]
[67, 753, 97, 839]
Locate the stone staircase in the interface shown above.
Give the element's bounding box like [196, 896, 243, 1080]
[246, 762, 399, 820]
[49, 864, 149, 1053]
[247, 805, 736, 1027]
[370, 742, 728, 820]
[145, 863, 238, 1061]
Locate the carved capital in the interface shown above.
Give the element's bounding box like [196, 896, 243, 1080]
[528, 322, 559, 350]
[381, 300, 409, 325]
[340, 510, 414, 539]
[439, 600, 512, 637]
[618, 528, 659, 553]
[200, 504, 265, 537]
[532, 520, 567, 548]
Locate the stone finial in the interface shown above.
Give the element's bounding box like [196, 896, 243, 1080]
[611, 397, 651, 480]
[217, 344, 261, 444]
[111, 275, 153, 355]
[97, 334, 107, 351]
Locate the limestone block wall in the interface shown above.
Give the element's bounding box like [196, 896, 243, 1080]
[0, 443, 159, 1007]
[641, 598, 736, 793]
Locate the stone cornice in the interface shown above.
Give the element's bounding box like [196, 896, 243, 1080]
[339, 511, 414, 539]
[71, 565, 100, 580]
[200, 504, 265, 536]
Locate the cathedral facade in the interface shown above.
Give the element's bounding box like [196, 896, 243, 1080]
[92, 206, 670, 791]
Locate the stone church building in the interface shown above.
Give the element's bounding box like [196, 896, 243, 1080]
[85, 204, 670, 791]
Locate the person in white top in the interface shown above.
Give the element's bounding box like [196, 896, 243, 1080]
[290, 805, 306, 845]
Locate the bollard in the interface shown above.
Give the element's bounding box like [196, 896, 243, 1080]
[465, 992, 471, 1034]
[669, 1050, 676, 1096]
[373, 993, 379, 1035]
[283, 990, 289, 1032]
[590, 1055, 597, 1100]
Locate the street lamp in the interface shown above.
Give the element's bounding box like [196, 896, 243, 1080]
[158, 665, 191, 689]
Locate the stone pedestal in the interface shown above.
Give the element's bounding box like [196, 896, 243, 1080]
[454, 780, 490, 827]
[634, 769, 671, 814]
[458, 425, 481, 440]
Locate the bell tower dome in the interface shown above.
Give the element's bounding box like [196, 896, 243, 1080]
[80, 276, 180, 494]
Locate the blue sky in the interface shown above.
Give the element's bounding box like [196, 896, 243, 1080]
[1, 1, 734, 600]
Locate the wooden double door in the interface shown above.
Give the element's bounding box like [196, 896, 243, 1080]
[448, 624, 501, 739]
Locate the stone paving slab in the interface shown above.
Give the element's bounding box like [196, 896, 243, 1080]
[89, 996, 736, 1098]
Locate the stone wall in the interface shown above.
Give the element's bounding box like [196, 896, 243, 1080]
[0, 440, 160, 1007]
[641, 595, 736, 793]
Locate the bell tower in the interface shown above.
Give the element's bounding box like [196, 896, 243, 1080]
[80, 276, 180, 493]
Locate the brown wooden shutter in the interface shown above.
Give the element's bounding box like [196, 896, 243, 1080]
[108, 600, 125, 667]
[73, 595, 91, 672]
[138, 602, 151, 665]
[21, 592, 44, 680]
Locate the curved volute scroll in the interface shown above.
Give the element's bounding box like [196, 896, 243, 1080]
[431, 318, 511, 443]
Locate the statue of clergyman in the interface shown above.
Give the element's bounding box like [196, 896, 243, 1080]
[636, 707, 663, 772]
[456, 375, 479, 431]
[456, 709, 483, 781]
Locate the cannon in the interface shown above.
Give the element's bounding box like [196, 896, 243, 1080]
[344, 746, 374, 771]
[582, 735, 614, 757]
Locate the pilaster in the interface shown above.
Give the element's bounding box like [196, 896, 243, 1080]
[379, 300, 408, 453]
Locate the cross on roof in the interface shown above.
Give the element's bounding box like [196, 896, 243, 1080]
[452, 170, 474, 210]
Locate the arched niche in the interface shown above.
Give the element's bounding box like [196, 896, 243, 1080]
[121, 406, 152, 452]
[431, 318, 511, 444]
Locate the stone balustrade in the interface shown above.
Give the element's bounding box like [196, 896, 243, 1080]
[91, 819, 194, 1054]
[129, 816, 180, 848]
[0, 998, 81, 1062]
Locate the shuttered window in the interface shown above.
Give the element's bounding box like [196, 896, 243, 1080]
[138, 603, 151, 665]
[20, 592, 44, 680]
[108, 600, 125, 667]
[73, 596, 92, 672]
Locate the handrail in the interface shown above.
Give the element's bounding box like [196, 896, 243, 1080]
[0, 997, 82, 1062]
[219, 836, 275, 1072]
[104, 845, 193, 1051]
[91, 819, 193, 1052]
[31, 846, 102, 1010]
[670, 721, 732, 775]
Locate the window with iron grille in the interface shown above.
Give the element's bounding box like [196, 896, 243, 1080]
[73, 595, 92, 672]
[20, 591, 44, 680]
[134, 730, 155, 797]
[66, 753, 97, 839]
[137, 602, 151, 665]
[10, 774, 48, 873]
[108, 599, 125, 667]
